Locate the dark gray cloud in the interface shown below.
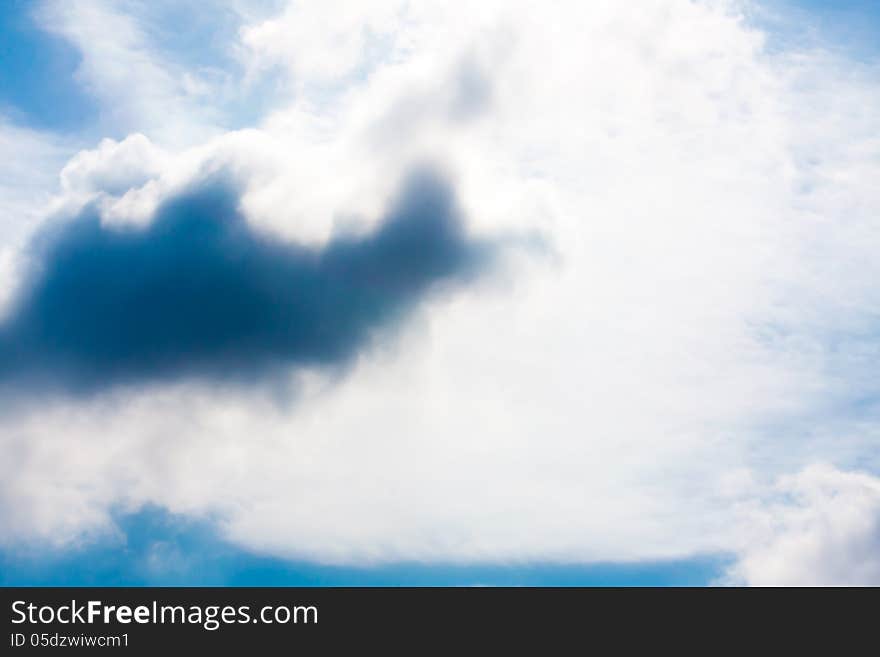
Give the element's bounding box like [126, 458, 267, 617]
[0, 169, 494, 393]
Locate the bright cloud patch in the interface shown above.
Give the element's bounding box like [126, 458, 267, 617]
[725, 466, 880, 586]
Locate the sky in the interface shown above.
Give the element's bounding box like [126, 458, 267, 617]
[1, 0, 879, 587]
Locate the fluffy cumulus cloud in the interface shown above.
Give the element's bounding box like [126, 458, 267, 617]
[1, 0, 879, 582]
[724, 466, 880, 585]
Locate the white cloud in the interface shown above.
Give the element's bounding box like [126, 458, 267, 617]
[37, 0, 193, 143]
[34, 0, 275, 146]
[0, 118, 76, 316]
[724, 465, 880, 586]
[240, 0, 406, 86]
[59, 133, 169, 197]
[1, 0, 879, 578]
[0, 119, 72, 234]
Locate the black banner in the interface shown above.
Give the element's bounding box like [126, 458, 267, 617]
[1, 587, 874, 652]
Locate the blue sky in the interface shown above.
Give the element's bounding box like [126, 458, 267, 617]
[0, 0, 96, 131]
[0, 0, 283, 141]
[0, 0, 877, 136]
[0, 507, 725, 586]
[755, 0, 880, 58]
[1, 1, 879, 587]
